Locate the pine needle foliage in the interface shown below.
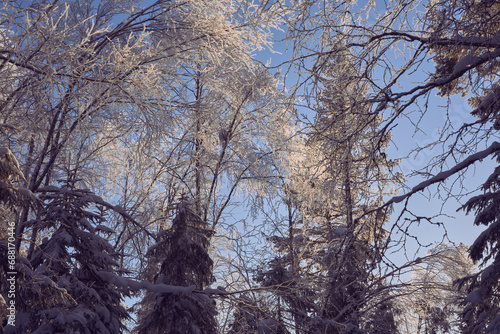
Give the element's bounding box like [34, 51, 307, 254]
[135, 200, 217, 334]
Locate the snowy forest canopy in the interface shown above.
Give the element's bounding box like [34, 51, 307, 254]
[0, 0, 499, 333]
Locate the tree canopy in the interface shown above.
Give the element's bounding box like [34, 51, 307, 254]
[1, 0, 499, 333]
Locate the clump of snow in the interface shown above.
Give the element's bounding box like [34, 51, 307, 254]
[481, 264, 496, 281]
[0, 147, 10, 156]
[18, 188, 35, 198]
[87, 194, 105, 204]
[80, 218, 95, 232]
[96, 225, 115, 233]
[464, 289, 483, 304]
[113, 205, 126, 215]
[37, 185, 60, 192]
[390, 195, 407, 204]
[202, 287, 228, 295]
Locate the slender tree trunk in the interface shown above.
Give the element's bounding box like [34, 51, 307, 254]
[343, 140, 353, 229]
[194, 70, 203, 217]
[287, 197, 296, 274]
[286, 195, 301, 334]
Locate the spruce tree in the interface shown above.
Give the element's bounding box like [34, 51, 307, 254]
[135, 199, 217, 334]
[14, 179, 131, 333]
[458, 165, 500, 333]
[228, 294, 288, 334]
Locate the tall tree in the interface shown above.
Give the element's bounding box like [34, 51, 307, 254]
[255, 45, 401, 333]
[0, 148, 37, 332]
[227, 293, 289, 334]
[16, 181, 131, 333]
[0, 0, 287, 261]
[135, 199, 217, 334]
[458, 170, 500, 333]
[302, 46, 400, 333]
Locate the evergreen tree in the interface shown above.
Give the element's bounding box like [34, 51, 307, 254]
[228, 294, 261, 334]
[135, 199, 217, 334]
[458, 165, 500, 334]
[255, 251, 316, 333]
[294, 46, 400, 333]
[425, 5, 500, 330]
[363, 293, 400, 334]
[12, 179, 131, 333]
[253, 183, 321, 333]
[228, 294, 289, 334]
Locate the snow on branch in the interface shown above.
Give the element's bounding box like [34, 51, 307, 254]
[97, 272, 232, 296]
[384, 47, 500, 105]
[387, 142, 500, 205]
[432, 48, 500, 86]
[97, 271, 196, 294]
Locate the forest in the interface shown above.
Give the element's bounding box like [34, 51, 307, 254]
[0, 0, 499, 333]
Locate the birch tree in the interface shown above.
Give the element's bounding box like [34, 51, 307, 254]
[397, 243, 475, 333]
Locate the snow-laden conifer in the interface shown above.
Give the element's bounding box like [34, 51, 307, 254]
[13, 180, 131, 333]
[135, 199, 217, 334]
[458, 165, 500, 333]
